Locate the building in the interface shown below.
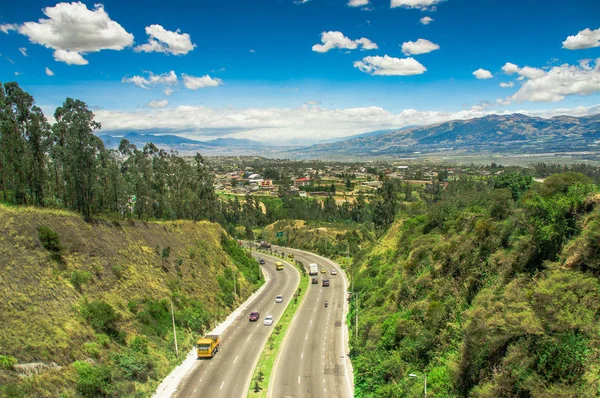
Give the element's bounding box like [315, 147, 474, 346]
[294, 177, 312, 187]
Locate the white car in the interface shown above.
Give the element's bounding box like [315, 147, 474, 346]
[275, 295, 283, 303]
[263, 315, 274, 326]
[330, 269, 337, 275]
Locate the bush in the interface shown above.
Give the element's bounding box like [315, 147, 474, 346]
[129, 336, 149, 354]
[80, 300, 121, 337]
[72, 361, 112, 397]
[83, 342, 101, 358]
[0, 354, 17, 370]
[96, 334, 111, 348]
[70, 270, 92, 291]
[111, 265, 124, 279]
[110, 350, 154, 382]
[38, 225, 62, 252]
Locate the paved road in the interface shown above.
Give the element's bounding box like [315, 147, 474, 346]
[267, 245, 353, 398]
[173, 255, 300, 398]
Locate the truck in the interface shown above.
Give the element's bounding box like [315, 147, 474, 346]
[196, 334, 220, 359]
[309, 263, 319, 275]
[275, 261, 284, 271]
[260, 241, 272, 249]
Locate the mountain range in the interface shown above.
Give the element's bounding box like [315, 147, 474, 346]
[97, 133, 265, 151]
[293, 113, 600, 158]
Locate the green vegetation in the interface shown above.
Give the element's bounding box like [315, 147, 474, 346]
[248, 253, 309, 397]
[0, 205, 262, 397]
[349, 172, 600, 397]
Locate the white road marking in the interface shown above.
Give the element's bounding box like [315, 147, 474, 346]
[310, 320, 313, 325]
[305, 334, 308, 340]
[234, 356, 239, 364]
[298, 376, 301, 384]
[246, 334, 252, 341]
[301, 352, 304, 359]
[194, 389, 197, 393]
[220, 381, 225, 390]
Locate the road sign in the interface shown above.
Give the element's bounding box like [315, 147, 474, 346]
[276, 232, 284, 238]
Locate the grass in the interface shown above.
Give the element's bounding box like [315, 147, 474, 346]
[247, 251, 310, 397]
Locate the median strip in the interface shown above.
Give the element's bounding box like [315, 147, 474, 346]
[247, 251, 310, 397]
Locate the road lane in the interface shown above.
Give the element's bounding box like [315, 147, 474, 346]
[173, 255, 300, 398]
[268, 245, 353, 398]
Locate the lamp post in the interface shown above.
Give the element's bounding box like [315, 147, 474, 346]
[409, 373, 427, 398]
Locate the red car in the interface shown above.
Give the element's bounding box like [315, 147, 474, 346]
[249, 311, 260, 321]
[322, 279, 330, 287]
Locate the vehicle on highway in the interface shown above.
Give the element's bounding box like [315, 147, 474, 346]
[263, 315, 274, 326]
[325, 300, 328, 308]
[275, 261, 284, 271]
[288, 253, 294, 259]
[312, 277, 318, 284]
[196, 334, 220, 359]
[309, 263, 319, 275]
[260, 241, 271, 249]
[275, 295, 283, 303]
[330, 269, 337, 275]
[321, 268, 327, 274]
[259, 259, 265, 264]
[322, 279, 330, 287]
[249, 311, 260, 321]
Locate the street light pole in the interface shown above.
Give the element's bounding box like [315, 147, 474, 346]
[409, 373, 427, 398]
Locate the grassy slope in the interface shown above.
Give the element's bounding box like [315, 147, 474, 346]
[0, 205, 259, 397]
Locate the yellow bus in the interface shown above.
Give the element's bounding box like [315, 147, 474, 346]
[275, 261, 284, 271]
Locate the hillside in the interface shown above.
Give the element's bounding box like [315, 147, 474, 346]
[349, 173, 600, 397]
[295, 113, 600, 158]
[0, 206, 262, 397]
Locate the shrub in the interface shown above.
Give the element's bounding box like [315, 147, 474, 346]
[0, 354, 17, 370]
[38, 225, 62, 252]
[96, 334, 111, 348]
[72, 361, 112, 397]
[82, 342, 101, 359]
[129, 336, 149, 354]
[111, 265, 124, 279]
[80, 300, 121, 337]
[70, 270, 92, 291]
[161, 246, 171, 260]
[110, 350, 154, 382]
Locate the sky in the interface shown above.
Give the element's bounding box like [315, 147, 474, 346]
[1, 0, 599, 144]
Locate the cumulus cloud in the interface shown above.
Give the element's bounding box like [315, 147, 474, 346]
[420, 16, 434, 25]
[164, 87, 174, 96]
[354, 55, 427, 76]
[134, 24, 196, 55]
[5, 2, 133, 65]
[147, 99, 168, 109]
[501, 62, 519, 74]
[92, 103, 600, 143]
[473, 68, 493, 79]
[122, 70, 178, 89]
[181, 74, 223, 90]
[500, 81, 513, 88]
[562, 27, 600, 50]
[348, 0, 370, 6]
[0, 24, 17, 33]
[401, 38, 440, 55]
[312, 31, 378, 53]
[391, 0, 443, 10]
[505, 59, 600, 103]
[45, 67, 54, 76]
[18, 47, 27, 56]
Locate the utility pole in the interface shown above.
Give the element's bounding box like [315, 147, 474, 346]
[233, 272, 237, 297]
[170, 301, 178, 357]
[355, 292, 359, 341]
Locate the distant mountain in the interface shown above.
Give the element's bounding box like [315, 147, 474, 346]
[294, 113, 600, 158]
[98, 132, 265, 151]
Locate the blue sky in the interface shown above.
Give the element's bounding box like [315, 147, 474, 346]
[1, 0, 599, 143]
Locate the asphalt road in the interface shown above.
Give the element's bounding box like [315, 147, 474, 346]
[173, 254, 300, 398]
[267, 245, 353, 398]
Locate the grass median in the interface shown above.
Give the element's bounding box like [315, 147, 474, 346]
[247, 251, 309, 398]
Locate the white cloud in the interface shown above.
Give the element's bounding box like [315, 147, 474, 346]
[122, 70, 178, 89]
[18, 47, 27, 56]
[45, 67, 54, 76]
[506, 59, 600, 103]
[354, 55, 427, 76]
[312, 31, 378, 53]
[164, 87, 174, 96]
[473, 68, 493, 79]
[53, 49, 88, 65]
[181, 74, 223, 90]
[518, 66, 545, 79]
[562, 27, 600, 50]
[148, 99, 168, 109]
[348, 0, 370, 6]
[0, 24, 17, 33]
[14, 72, 21, 76]
[420, 16, 434, 25]
[391, 0, 443, 9]
[502, 62, 519, 74]
[499, 81, 513, 88]
[93, 103, 600, 143]
[250, 49, 256, 53]
[134, 24, 196, 55]
[401, 38, 439, 55]
[9, 2, 133, 65]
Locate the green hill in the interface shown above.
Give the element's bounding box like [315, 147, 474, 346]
[349, 173, 600, 397]
[0, 205, 262, 397]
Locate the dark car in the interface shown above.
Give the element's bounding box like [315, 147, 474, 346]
[312, 277, 318, 284]
[322, 279, 330, 287]
[249, 311, 260, 321]
[259, 259, 265, 265]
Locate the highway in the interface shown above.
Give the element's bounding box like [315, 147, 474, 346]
[267, 245, 354, 398]
[173, 254, 300, 398]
